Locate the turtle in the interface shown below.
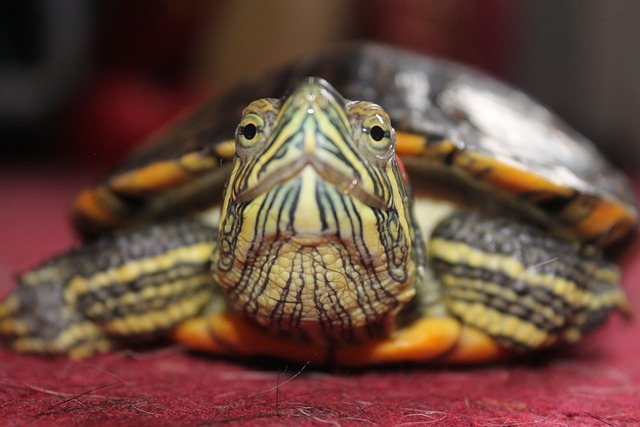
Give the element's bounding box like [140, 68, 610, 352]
[0, 43, 636, 366]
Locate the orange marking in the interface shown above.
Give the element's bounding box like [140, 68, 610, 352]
[72, 187, 125, 229]
[461, 153, 570, 195]
[175, 313, 516, 366]
[173, 313, 329, 365]
[110, 161, 193, 194]
[457, 153, 635, 243]
[438, 326, 512, 365]
[334, 317, 462, 366]
[573, 201, 636, 244]
[395, 135, 635, 243]
[176, 314, 463, 366]
[395, 131, 428, 156]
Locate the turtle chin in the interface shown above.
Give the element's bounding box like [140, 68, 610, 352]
[215, 231, 416, 343]
[213, 169, 416, 343]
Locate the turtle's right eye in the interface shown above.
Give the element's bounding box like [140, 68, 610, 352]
[236, 113, 265, 153]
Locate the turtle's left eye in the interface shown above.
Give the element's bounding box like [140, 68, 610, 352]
[370, 125, 385, 142]
[362, 114, 394, 159]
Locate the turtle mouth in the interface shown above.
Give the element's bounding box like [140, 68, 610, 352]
[235, 154, 387, 211]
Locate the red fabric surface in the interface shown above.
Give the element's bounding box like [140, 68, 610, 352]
[1, 164, 639, 426]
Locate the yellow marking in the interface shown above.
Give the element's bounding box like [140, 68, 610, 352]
[0, 295, 18, 317]
[13, 330, 113, 358]
[243, 110, 301, 183]
[214, 139, 236, 158]
[67, 242, 212, 297]
[440, 264, 628, 348]
[443, 273, 569, 327]
[583, 289, 628, 312]
[13, 337, 46, 354]
[405, 136, 458, 163]
[0, 317, 29, 335]
[430, 238, 593, 303]
[219, 136, 416, 339]
[102, 288, 212, 336]
[293, 168, 326, 232]
[431, 237, 628, 323]
[595, 265, 620, 284]
[563, 327, 582, 344]
[84, 274, 212, 324]
[68, 339, 113, 360]
[21, 264, 70, 287]
[444, 273, 567, 321]
[179, 152, 218, 172]
[219, 227, 415, 338]
[55, 321, 104, 351]
[448, 299, 553, 348]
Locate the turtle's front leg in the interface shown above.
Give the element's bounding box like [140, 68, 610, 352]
[330, 211, 629, 367]
[0, 218, 216, 359]
[429, 211, 630, 352]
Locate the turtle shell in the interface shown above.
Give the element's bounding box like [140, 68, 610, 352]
[72, 43, 637, 245]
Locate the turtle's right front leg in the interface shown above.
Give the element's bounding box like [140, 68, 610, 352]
[0, 218, 217, 359]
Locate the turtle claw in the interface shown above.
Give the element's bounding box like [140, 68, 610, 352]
[174, 313, 330, 365]
[335, 317, 511, 366]
[174, 313, 510, 366]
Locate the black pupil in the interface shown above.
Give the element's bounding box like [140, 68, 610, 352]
[370, 125, 385, 142]
[242, 123, 257, 140]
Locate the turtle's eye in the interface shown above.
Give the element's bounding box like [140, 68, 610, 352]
[362, 113, 395, 160]
[370, 125, 385, 142]
[240, 123, 257, 140]
[236, 113, 265, 154]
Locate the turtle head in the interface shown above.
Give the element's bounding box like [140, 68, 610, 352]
[214, 77, 417, 342]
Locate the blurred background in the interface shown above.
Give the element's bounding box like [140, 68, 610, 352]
[1, 0, 638, 170]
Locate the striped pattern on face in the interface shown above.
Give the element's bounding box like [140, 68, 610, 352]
[214, 78, 417, 342]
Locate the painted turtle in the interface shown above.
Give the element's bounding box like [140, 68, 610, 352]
[0, 44, 636, 365]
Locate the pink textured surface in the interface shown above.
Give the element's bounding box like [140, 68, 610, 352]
[1, 164, 639, 426]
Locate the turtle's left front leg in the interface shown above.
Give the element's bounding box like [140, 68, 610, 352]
[328, 211, 631, 367]
[429, 211, 631, 353]
[0, 217, 217, 359]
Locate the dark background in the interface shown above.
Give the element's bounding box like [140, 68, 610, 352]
[1, 0, 638, 169]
